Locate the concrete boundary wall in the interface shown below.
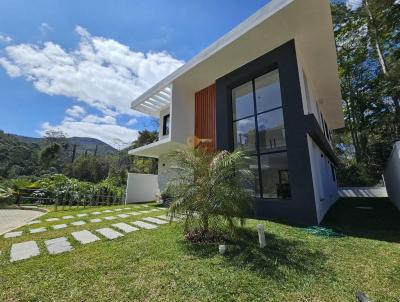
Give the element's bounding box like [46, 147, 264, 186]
[338, 187, 388, 198]
[383, 141, 400, 210]
[125, 173, 159, 203]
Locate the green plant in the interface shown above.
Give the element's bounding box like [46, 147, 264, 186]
[166, 148, 254, 239]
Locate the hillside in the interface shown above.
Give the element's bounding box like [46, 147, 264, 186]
[11, 134, 117, 155]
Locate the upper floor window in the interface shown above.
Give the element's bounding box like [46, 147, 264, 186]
[162, 114, 170, 136]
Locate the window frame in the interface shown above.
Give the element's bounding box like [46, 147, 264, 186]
[162, 114, 170, 136]
[231, 69, 290, 199]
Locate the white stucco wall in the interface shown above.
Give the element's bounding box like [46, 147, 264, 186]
[383, 141, 400, 210]
[307, 135, 339, 223]
[125, 173, 159, 203]
[157, 154, 176, 192]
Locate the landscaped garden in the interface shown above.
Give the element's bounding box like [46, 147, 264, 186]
[0, 198, 399, 301]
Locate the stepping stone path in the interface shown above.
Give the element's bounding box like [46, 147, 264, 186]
[96, 228, 123, 240]
[52, 224, 67, 230]
[30, 227, 46, 234]
[123, 208, 130, 210]
[77, 214, 88, 217]
[90, 218, 102, 223]
[112, 223, 138, 233]
[91, 212, 101, 215]
[117, 214, 129, 218]
[103, 210, 112, 213]
[4, 231, 22, 238]
[143, 217, 169, 225]
[128, 211, 141, 216]
[114, 209, 123, 212]
[71, 221, 86, 226]
[131, 221, 158, 230]
[10, 241, 40, 262]
[46, 218, 60, 222]
[104, 216, 117, 221]
[45, 237, 73, 254]
[139, 210, 152, 214]
[72, 230, 100, 244]
[63, 215, 74, 219]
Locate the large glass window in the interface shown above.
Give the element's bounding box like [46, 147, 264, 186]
[232, 69, 291, 199]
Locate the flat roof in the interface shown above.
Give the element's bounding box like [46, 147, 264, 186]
[131, 0, 344, 128]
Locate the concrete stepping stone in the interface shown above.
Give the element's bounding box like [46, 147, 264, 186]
[71, 221, 86, 226]
[90, 218, 102, 223]
[10, 241, 40, 262]
[27, 220, 41, 225]
[4, 231, 23, 238]
[158, 215, 179, 222]
[117, 214, 129, 218]
[63, 215, 74, 219]
[149, 209, 161, 212]
[77, 214, 88, 217]
[138, 210, 152, 214]
[131, 221, 158, 230]
[123, 208, 130, 210]
[52, 224, 68, 230]
[91, 212, 101, 215]
[96, 228, 124, 240]
[143, 217, 169, 225]
[128, 211, 141, 216]
[46, 218, 60, 222]
[112, 223, 138, 233]
[71, 230, 100, 244]
[114, 208, 123, 212]
[45, 237, 73, 254]
[102, 210, 112, 213]
[104, 216, 117, 221]
[30, 227, 46, 234]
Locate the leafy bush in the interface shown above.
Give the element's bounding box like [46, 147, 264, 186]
[166, 148, 254, 241]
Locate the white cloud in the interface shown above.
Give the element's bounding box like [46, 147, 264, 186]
[0, 26, 183, 117]
[346, 0, 362, 10]
[81, 114, 116, 125]
[66, 105, 86, 118]
[126, 118, 138, 126]
[0, 34, 12, 43]
[39, 120, 138, 149]
[39, 23, 53, 36]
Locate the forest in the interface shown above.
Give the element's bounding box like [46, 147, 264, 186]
[332, 0, 399, 186]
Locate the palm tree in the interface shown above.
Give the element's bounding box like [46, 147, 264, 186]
[165, 148, 254, 238]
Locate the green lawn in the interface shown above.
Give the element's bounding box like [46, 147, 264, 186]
[0, 199, 399, 302]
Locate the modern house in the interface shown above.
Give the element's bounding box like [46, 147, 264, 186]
[128, 0, 344, 225]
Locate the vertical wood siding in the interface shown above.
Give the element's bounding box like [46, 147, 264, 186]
[195, 84, 216, 152]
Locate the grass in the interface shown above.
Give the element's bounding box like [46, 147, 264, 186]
[0, 198, 399, 301]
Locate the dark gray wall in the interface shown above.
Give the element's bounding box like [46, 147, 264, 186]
[215, 40, 320, 226]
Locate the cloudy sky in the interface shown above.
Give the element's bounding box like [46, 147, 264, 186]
[0, 0, 354, 148]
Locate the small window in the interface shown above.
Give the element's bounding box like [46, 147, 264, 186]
[162, 114, 170, 136]
[331, 164, 336, 182]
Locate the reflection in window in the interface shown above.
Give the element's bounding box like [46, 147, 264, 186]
[231, 69, 291, 199]
[232, 81, 254, 120]
[260, 152, 291, 199]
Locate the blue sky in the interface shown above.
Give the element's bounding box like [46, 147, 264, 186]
[0, 0, 272, 148]
[0, 0, 352, 148]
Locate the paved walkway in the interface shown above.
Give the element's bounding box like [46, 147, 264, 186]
[0, 209, 44, 235]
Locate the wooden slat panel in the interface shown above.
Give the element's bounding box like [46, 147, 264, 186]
[195, 84, 216, 152]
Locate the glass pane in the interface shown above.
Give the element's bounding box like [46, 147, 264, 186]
[260, 152, 291, 199]
[255, 69, 282, 113]
[232, 81, 254, 120]
[257, 109, 286, 153]
[237, 156, 260, 197]
[233, 117, 256, 153]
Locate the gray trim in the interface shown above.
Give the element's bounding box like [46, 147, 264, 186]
[216, 40, 323, 225]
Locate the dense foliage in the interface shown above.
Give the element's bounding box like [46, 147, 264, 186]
[331, 0, 400, 186]
[166, 148, 253, 240]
